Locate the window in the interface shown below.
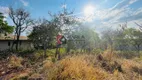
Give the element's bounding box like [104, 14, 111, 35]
[8, 42, 11, 46]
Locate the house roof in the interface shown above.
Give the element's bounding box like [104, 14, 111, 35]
[0, 34, 28, 40]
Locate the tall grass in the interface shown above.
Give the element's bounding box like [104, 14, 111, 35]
[40, 51, 142, 80]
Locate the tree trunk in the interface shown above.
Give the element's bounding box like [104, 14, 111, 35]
[58, 48, 61, 60]
[136, 44, 140, 58]
[43, 44, 47, 58]
[55, 47, 61, 60]
[16, 35, 20, 50]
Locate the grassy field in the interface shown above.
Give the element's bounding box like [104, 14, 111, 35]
[0, 49, 142, 80]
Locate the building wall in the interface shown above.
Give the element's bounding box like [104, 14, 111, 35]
[0, 41, 11, 50]
[0, 40, 34, 50]
[19, 41, 34, 50]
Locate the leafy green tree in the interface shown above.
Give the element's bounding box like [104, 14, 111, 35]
[101, 23, 129, 51]
[28, 19, 57, 57]
[101, 28, 116, 51]
[29, 7, 80, 59]
[113, 28, 129, 51]
[49, 7, 80, 37]
[48, 7, 80, 58]
[72, 25, 100, 52]
[0, 12, 14, 35]
[112, 26, 142, 53]
[124, 28, 142, 52]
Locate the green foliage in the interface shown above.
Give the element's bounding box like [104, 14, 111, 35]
[114, 28, 142, 51]
[34, 48, 66, 58]
[102, 26, 142, 52]
[71, 25, 100, 50]
[49, 8, 80, 34]
[92, 49, 103, 54]
[0, 12, 14, 34]
[28, 19, 57, 49]
[124, 28, 142, 51]
[115, 51, 140, 59]
[29, 8, 79, 59]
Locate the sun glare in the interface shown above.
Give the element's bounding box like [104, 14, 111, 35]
[84, 5, 94, 17]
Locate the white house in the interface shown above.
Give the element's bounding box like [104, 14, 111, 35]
[0, 34, 33, 50]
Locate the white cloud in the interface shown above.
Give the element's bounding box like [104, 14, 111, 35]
[118, 8, 142, 22]
[0, 6, 9, 20]
[102, 0, 138, 20]
[93, 0, 140, 23]
[20, 0, 29, 6]
[61, 4, 67, 9]
[129, 0, 138, 4]
[111, 0, 138, 10]
[87, 0, 142, 32]
[133, 8, 142, 15]
[0, 6, 9, 14]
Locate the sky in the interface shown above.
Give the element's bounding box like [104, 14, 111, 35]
[0, 0, 142, 35]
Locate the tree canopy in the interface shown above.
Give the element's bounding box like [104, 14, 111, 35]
[0, 12, 14, 34]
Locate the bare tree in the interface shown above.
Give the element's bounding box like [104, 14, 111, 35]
[9, 7, 32, 50]
[135, 22, 142, 31]
[119, 22, 127, 31]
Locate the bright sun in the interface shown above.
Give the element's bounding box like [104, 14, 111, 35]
[84, 5, 94, 17]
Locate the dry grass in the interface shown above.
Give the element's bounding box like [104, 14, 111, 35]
[1, 50, 142, 80]
[42, 55, 108, 80]
[0, 54, 33, 80]
[8, 54, 23, 68]
[41, 51, 142, 80]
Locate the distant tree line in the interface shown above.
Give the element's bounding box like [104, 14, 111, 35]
[100, 23, 142, 53]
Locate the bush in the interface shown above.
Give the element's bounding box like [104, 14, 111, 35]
[92, 49, 103, 54]
[115, 51, 141, 59]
